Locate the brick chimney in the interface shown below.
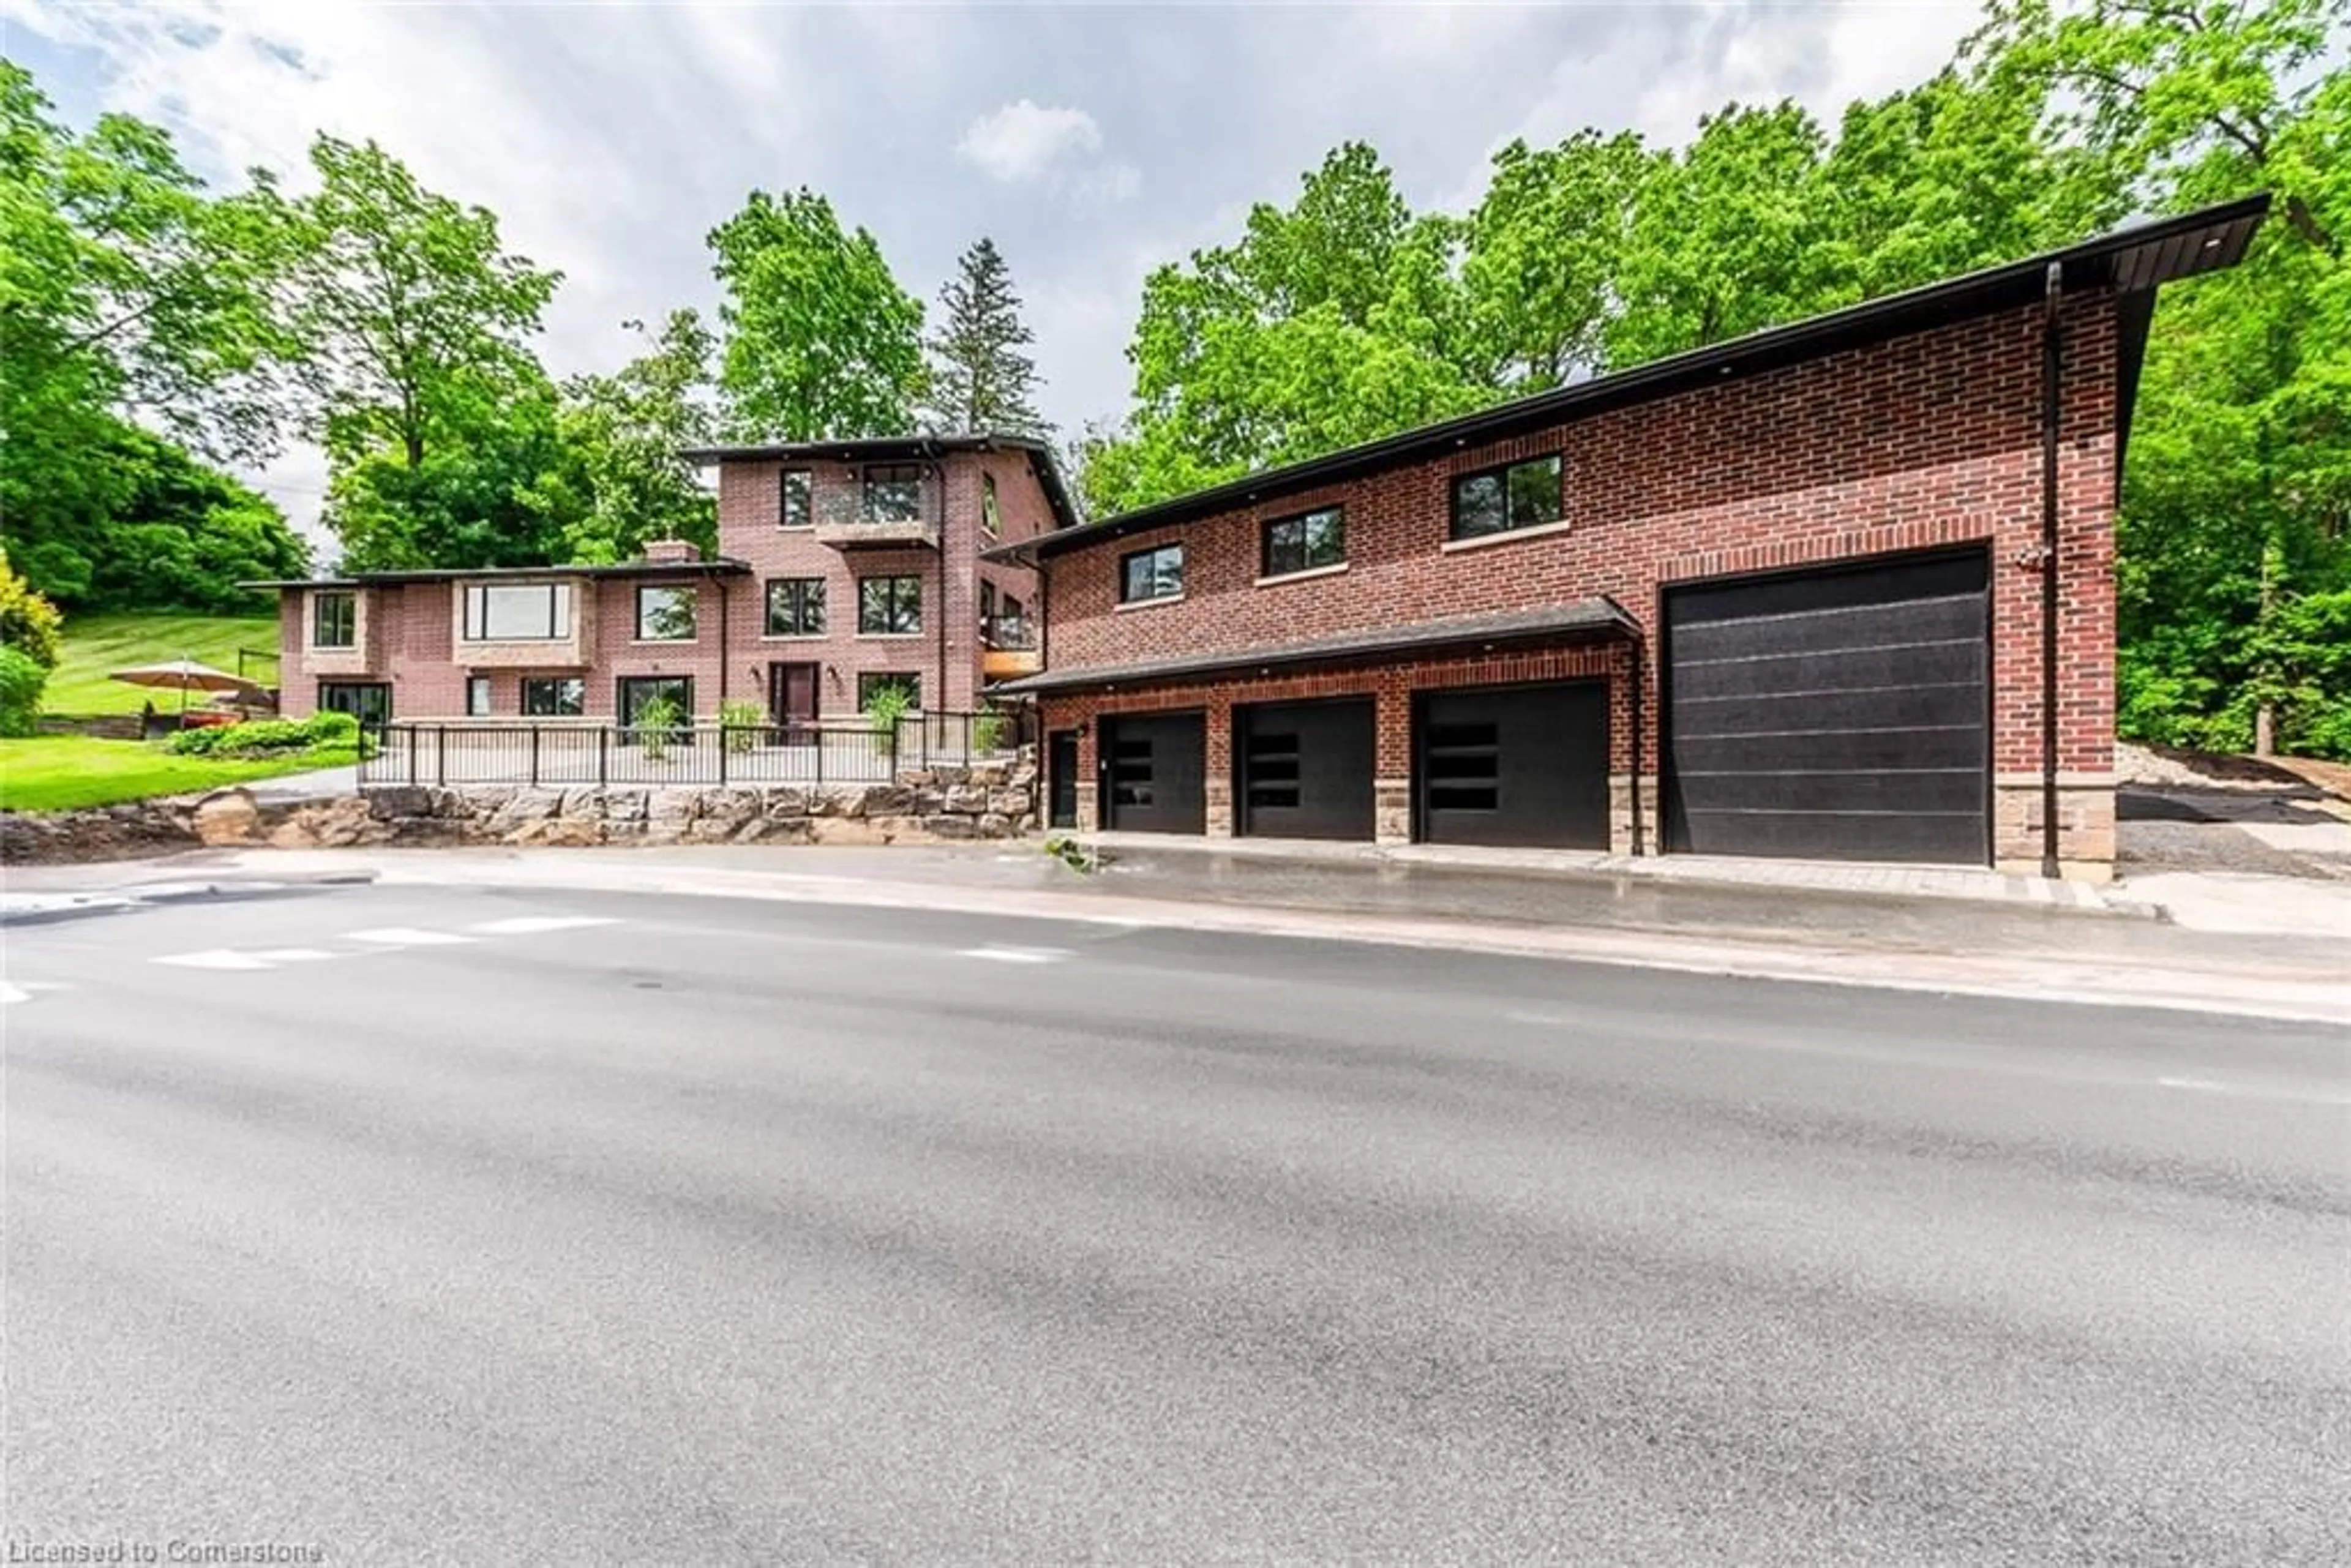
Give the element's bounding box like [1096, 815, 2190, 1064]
[641, 539, 700, 565]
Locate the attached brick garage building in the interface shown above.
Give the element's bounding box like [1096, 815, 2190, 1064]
[992, 198, 2268, 882]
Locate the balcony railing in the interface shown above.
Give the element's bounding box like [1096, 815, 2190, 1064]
[981, 621, 1040, 680]
[811, 512, 940, 550]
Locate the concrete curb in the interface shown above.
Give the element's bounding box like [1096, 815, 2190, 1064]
[189, 848, 2347, 1027]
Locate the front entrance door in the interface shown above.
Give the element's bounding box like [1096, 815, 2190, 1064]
[1048, 730, 1079, 828]
[768, 661, 820, 743]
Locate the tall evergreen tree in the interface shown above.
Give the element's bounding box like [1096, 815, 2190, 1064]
[923, 238, 1046, 436]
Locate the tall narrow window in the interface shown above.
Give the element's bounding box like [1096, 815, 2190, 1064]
[981, 472, 1001, 538]
[857, 575, 921, 635]
[980, 580, 999, 643]
[312, 591, 356, 649]
[465, 676, 493, 717]
[779, 468, 813, 528]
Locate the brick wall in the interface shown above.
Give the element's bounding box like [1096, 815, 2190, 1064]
[1034, 294, 2123, 875]
[277, 448, 1053, 724]
[713, 449, 1046, 716]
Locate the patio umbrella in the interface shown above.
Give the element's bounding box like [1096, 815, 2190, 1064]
[109, 658, 257, 716]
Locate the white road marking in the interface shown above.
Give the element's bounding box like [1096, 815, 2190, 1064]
[957, 945, 1073, 964]
[465, 916, 621, 936]
[1, 981, 31, 1005]
[247, 948, 338, 963]
[344, 927, 476, 947]
[154, 950, 279, 970]
[2156, 1076, 2351, 1108]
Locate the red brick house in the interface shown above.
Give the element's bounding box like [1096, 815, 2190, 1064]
[264, 435, 1075, 732]
[990, 198, 2268, 881]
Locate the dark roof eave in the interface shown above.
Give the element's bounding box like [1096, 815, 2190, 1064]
[242, 557, 754, 590]
[991, 599, 1640, 698]
[1024, 193, 2270, 560]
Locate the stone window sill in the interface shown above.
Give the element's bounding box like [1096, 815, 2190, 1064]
[1115, 594, 1185, 613]
[1440, 519, 1574, 553]
[1256, 562, 1348, 589]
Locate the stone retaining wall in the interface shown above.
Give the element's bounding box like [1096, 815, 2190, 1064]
[0, 761, 1037, 864]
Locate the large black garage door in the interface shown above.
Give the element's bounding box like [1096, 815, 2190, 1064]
[1237, 698, 1374, 840]
[1417, 683, 1610, 849]
[1101, 712, 1205, 833]
[1664, 550, 1989, 864]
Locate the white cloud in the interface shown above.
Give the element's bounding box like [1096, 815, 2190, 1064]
[955, 99, 1106, 184]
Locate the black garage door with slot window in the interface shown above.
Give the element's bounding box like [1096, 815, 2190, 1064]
[1664, 549, 1990, 864]
[1101, 712, 1205, 833]
[1417, 683, 1610, 849]
[1237, 698, 1375, 840]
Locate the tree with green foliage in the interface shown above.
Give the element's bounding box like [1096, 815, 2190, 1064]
[1972, 0, 2348, 754]
[1085, 143, 1486, 514]
[708, 187, 924, 440]
[923, 238, 1046, 435]
[0, 549, 66, 670]
[0, 61, 310, 609]
[1463, 131, 1653, 392]
[283, 135, 563, 569]
[0, 647, 47, 737]
[553, 309, 720, 563]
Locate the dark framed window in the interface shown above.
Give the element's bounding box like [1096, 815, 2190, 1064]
[636, 584, 697, 641]
[312, 591, 357, 649]
[858, 672, 921, 711]
[1449, 454, 1563, 542]
[317, 681, 391, 726]
[522, 677, 585, 716]
[764, 577, 827, 637]
[617, 675, 693, 745]
[857, 574, 921, 635]
[980, 580, 999, 643]
[1002, 596, 1026, 642]
[465, 676, 493, 717]
[1120, 543, 1184, 604]
[981, 472, 1001, 538]
[463, 582, 572, 641]
[779, 468, 812, 528]
[863, 463, 924, 523]
[1261, 506, 1345, 578]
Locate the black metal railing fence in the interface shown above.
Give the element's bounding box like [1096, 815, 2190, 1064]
[358, 708, 1032, 790]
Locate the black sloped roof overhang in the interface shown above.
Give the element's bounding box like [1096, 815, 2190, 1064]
[242, 558, 755, 591]
[989, 598, 1641, 699]
[987, 194, 2269, 566]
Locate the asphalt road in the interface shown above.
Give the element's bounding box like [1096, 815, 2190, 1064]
[3, 882, 2345, 1564]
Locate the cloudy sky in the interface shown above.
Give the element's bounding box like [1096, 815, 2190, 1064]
[3, 1, 1981, 532]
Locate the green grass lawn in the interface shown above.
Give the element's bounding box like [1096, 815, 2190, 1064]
[0, 735, 354, 813]
[44, 610, 282, 717]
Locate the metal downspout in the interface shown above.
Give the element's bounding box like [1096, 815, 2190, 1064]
[2041, 261, 2063, 880]
[1629, 634, 1645, 857]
